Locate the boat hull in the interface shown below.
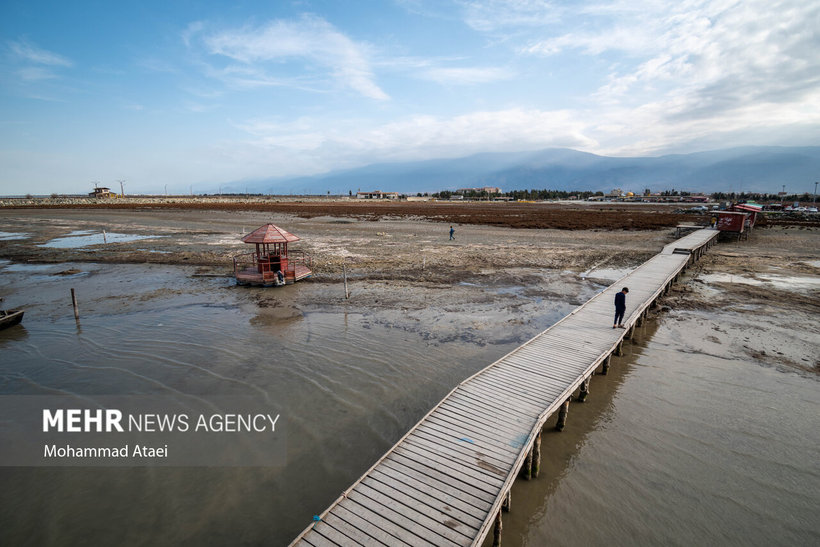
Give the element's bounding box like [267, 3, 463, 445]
[0, 310, 24, 330]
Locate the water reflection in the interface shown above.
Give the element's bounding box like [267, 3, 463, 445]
[38, 230, 166, 248]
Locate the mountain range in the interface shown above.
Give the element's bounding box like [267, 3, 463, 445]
[228, 146, 820, 196]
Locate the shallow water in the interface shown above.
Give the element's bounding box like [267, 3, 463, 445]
[1, 263, 818, 546]
[699, 272, 820, 291]
[38, 230, 165, 248]
[0, 231, 29, 241]
[0, 263, 524, 545]
[490, 317, 820, 547]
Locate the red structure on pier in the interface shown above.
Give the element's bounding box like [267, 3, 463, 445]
[233, 224, 312, 286]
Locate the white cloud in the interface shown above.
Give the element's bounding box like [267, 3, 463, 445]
[8, 39, 73, 67]
[16, 67, 59, 81]
[458, 0, 564, 31]
[3, 39, 73, 98]
[231, 108, 596, 176]
[197, 15, 388, 100]
[182, 21, 205, 47]
[483, 0, 820, 154]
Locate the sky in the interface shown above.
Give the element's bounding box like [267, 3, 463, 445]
[1, 0, 819, 195]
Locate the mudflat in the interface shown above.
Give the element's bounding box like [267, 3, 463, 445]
[1, 204, 818, 375]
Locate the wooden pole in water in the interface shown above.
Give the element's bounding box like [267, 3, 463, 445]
[343, 262, 350, 299]
[556, 398, 570, 431]
[521, 445, 533, 480]
[502, 490, 511, 512]
[71, 288, 79, 320]
[102, 229, 107, 243]
[532, 431, 542, 478]
[492, 510, 502, 547]
[601, 354, 611, 375]
[578, 377, 590, 402]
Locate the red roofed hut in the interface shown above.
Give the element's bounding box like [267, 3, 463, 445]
[233, 224, 312, 286]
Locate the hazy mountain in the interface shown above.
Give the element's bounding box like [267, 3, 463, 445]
[230, 146, 820, 195]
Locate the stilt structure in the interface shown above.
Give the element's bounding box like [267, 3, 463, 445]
[233, 224, 312, 286]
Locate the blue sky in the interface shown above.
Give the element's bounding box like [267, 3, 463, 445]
[1, 0, 818, 195]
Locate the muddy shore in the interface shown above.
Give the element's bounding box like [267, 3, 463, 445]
[1, 206, 818, 375]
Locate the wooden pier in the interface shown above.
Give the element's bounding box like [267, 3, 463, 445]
[292, 229, 719, 547]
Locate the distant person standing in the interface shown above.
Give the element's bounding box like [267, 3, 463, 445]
[449, 225, 455, 240]
[613, 287, 629, 329]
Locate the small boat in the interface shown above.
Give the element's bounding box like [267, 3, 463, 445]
[0, 309, 24, 330]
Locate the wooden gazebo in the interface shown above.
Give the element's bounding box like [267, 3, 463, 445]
[233, 224, 312, 286]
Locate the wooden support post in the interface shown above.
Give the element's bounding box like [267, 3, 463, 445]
[71, 288, 79, 320]
[578, 377, 590, 402]
[343, 262, 350, 299]
[502, 490, 511, 512]
[521, 444, 533, 480]
[637, 310, 644, 327]
[493, 510, 502, 547]
[532, 431, 542, 478]
[627, 324, 635, 340]
[556, 399, 570, 431]
[616, 340, 623, 356]
[601, 354, 611, 375]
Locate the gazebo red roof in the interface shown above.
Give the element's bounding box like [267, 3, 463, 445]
[241, 224, 300, 244]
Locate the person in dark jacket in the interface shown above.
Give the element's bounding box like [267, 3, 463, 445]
[613, 287, 629, 328]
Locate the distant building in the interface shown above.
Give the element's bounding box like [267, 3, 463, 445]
[607, 188, 623, 197]
[356, 190, 399, 200]
[89, 187, 113, 198]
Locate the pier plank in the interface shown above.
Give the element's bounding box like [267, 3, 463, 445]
[292, 230, 718, 547]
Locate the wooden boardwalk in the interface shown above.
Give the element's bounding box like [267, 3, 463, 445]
[292, 229, 719, 547]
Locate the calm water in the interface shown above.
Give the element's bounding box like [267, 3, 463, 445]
[1, 263, 818, 546]
[0, 263, 523, 545]
[492, 319, 820, 547]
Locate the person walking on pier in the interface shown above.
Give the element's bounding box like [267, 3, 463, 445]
[613, 287, 629, 328]
[449, 225, 455, 240]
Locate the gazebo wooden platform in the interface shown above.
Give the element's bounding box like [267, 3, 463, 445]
[233, 224, 312, 287]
